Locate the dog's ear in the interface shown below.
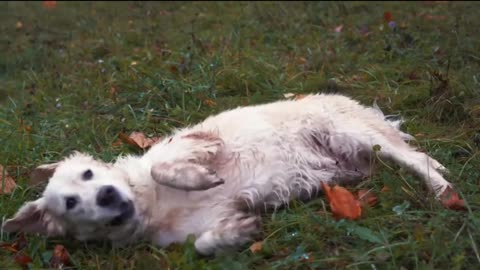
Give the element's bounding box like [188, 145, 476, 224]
[30, 163, 59, 185]
[2, 198, 65, 237]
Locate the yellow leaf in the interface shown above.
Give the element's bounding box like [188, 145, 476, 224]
[249, 241, 263, 253]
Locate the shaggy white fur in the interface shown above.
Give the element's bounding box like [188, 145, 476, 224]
[3, 94, 452, 255]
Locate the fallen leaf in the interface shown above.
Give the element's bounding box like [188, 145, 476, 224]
[384, 11, 393, 22]
[12, 233, 27, 252]
[118, 132, 162, 149]
[357, 189, 378, 207]
[112, 138, 123, 147]
[0, 165, 17, 194]
[283, 93, 308, 100]
[380, 186, 390, 193]
[423, 14, 447, 21]
[321, 182, 362, 220]
[249, 241, 263, 254]
[14, 253, 33, 266]
[294, 94, 307, 100]
[42, 1, 56, 8]
[334, 24, 344, 33]
[440, 186, 466, 211]
[169, 65, 178, 74]
[0, 233, 28, 254]
[109, 86, 118, 100]
[50, 245, 71, 268]
[203, 99, 216, 107]
[0, 243, 18, 253]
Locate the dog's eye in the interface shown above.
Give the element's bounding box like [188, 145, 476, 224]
[82, 169, 93, 180]
[65, 197, 78, 210]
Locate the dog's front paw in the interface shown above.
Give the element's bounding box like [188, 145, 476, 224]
[151, 162, 224, 191]
[194, 213, 261, 255]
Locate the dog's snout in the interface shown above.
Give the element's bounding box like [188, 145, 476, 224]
[96, 185, 120, 207]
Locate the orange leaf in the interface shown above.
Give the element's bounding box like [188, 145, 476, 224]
[321, 182, 362, 220]
[0, 233, 27, 254]
[0, 165, 17, 195]
[12, 233, 27, 252]
[14, 253, 33, 266]
[380, 186, 390, 193]
[440, 187, 466, 211]
[203, 99, 217, 107]
[357, 189, 378, 207]
[423, 14, 447, 21]
[294, 94, 307, 100]
[42, 1, 56, 8]
[50, 244, 71, 268]
[118, 132, 162, 149]
[384, 11, 393, 22]
[249, 241, 263, 254]
[0, 243, 18, 253]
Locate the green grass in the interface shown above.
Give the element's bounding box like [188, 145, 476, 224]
[1, 1, 479, 269]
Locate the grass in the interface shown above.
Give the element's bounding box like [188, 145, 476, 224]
[1, 1, 479, 269]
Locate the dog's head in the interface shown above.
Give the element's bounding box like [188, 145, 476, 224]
[3, 152, 139, 242]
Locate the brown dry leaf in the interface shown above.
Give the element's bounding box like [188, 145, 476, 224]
[0, 233, 28, 254]
[14, 253, 33, 267]
[249, 241, 263, 254]
[423, 14, 447, 21]
[0, 165, 17, 195]
[203, 99, 217, 107]
[357, 189, 378, 207]
[440, 186, 466, 211]
[1, 234, 32, 268]
[298, 57, 307, 64]
[0, 243, 18, 253]
[380, 186, 390, 193]
[109, 86, 118, 100]
[42, 1, 57, 9]
[321, 182, 362, 220]
[169, 65, 178, 74]
[294, 94, 307, 100]
[283, 93, 308, 100]
[12, 233, 27, 252]
[50, 244, 71, 268]
[119, 132, 162, 149]
[112, 138, 123, 147]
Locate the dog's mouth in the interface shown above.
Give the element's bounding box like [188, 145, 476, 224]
[109, 200, 135, 226]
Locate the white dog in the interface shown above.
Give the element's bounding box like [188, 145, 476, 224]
[3, 94, 453, 255]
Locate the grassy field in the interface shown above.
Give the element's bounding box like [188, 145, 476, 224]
[1, 1, 479, 269]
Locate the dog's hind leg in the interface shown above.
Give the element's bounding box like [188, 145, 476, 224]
[339, 129, 453, 196]
[375, 141, 452, 196]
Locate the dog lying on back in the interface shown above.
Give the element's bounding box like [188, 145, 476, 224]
[3, 94, 453, 255]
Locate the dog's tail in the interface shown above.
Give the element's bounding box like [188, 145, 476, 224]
[371, 100, 415, 142]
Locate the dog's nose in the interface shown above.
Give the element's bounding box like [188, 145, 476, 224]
[96, 185, 121, 207]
